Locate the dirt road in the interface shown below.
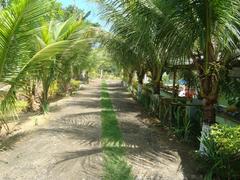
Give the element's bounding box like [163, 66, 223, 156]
[0, 81, 103, 180]
[108, 81, 201, 180]
[0, 80, 200, 180]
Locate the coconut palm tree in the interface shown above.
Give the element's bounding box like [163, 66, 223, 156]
[35, 16, 95, 112]
[97, 0, 240, 151]
[145, 0, 239, 151]
[98, 0, 169, 94]
[0, 0, 78, 122]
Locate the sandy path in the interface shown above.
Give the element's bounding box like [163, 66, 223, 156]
[0, 80, 103, 180]
[108, 81, 201, 180]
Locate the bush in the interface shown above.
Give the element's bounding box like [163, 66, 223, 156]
[138, 93, 150, 109]
[198, 124, 240, 179]
[49, 81, 59, 97]
[15, 100, 28, 112]
[70, 80, 80, 92]
[132, 80, 138, 91]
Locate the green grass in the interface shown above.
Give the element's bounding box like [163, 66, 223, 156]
[101, 82, 133, 180]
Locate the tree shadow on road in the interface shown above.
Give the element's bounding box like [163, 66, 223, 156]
[0, 132, 28, 152]
[55, 148, 102, 165]
[107, 81, 203, 179]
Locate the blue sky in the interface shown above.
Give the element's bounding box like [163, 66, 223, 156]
[58, 0, 108, 29]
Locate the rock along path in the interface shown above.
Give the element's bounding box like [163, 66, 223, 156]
[0, 80, 200, 180]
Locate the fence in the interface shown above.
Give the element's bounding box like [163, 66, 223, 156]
[125, 82, 203, 143]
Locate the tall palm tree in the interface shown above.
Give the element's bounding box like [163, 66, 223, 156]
[97, 0, 240, 151]
[98, 0, 169, 94]
[147, 0, 239, 150]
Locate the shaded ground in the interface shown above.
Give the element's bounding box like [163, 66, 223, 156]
[0, 80, 201, 180]
[0, 80, 103, 180]
[108, 80, 202, 180]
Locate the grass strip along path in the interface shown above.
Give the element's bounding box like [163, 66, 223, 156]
[100, 81, 133, 180]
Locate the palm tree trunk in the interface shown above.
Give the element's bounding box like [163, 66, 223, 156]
[197, 1, 218, 152]
[41, 80, 50, 113]
[151, 66, 161, 94]
[128, 71, 133, 85]
[28, 81, 37, 111]
[127, 70, 134, 93]
[172, 69, 177, 97]
[198, 73, 219, 153]
[137, 69, 145, 97]
[153, 81, 160, 94]
[62, 63, 73, 95]
[203, 100, 216, 124]
[199, 18, 219, 152]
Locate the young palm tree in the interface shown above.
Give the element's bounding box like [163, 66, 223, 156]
[35, 16, 94, 112]
[59, 21, 96, 93]
[0, 0, 77, 122]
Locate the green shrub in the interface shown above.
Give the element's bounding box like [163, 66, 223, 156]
[138, 93, 150, 109]
[70, 80, 80, 92]
[198, 124, 240, 179]
[132, 80, 138, 91]
[49, 81, 59, 97]
[211, 125, 240, 155]
[15, 100, 28, 112]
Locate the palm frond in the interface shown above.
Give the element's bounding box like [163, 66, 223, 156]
[0, 0, 50, 78]
[0, 40, 72, 114]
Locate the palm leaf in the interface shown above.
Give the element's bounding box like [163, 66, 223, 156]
[0, 0, 50, 79]
[0, 40, 73, 114]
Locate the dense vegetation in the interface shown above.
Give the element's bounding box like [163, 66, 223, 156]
[197, 125, 240, 179]
[0, 0, 115, 128]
